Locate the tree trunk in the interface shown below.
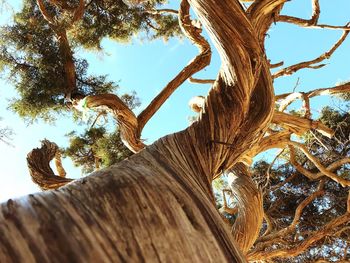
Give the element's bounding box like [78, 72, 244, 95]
[0, 141, 244, 262]
[0, 0, 277, 261]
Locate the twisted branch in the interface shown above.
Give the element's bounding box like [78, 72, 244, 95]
[273, 28, 350, 78]
[27, 140, 73, 190]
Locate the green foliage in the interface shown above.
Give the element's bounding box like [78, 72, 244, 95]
[70, 0, 181, 49]
[0, 1, 118, 121]
[64, 127, 132, 174]
[0, 0, 179, 122]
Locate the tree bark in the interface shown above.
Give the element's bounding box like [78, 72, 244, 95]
[0, 143, 245, 262]
[0, 0, 276, 261]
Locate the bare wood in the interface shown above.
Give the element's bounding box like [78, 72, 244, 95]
[272, 111, 334, 138]
[248, 212, 350, 260]
[3, 145, 246, 262]
[289, 144, 350, 187]
[248, 0, 287, 45]
[84, 94, 145, 153]
[278, 0, 320, 27]
[146, 9, 179, 15]
[257, 180, 325, 243]
[137, 0, 211, 132]
[269, 61, 284, 68]
[36, 0, 56, 25]
[275, 82, 350, 101]
[27, 140, 73, 190]
[54, 151, 67, 178]
[229, 164, 263, 254]
[219, 189, 238, 215]
[278, 0, 350, 31]
[273, 29, 350, 78]
[189, 77, 215, 84]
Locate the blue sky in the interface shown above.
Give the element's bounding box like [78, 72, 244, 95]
[0, 0, 349, 202]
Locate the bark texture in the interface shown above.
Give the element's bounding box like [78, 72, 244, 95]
[0, 0, 278, 261]
[1, 147, 246, 262]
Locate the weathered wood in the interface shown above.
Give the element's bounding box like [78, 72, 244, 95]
[1, 143, 246, 262]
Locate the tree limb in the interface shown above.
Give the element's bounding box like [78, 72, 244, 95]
[273, 28, 350, 78]
[27, 140, 73, 190]
[277, 0, 350, 31]
[289, 143, 350, 187]
[188, 77, 215, 84]
[137, 0, 211, 132]
[257, 180, 325, 243]
[229, 163, 263, 253]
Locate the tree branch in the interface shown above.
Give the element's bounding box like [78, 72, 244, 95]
[289, 143, 350, 187]
[137, 0, 211, 132]
[27, 140, 73, 190]
[278, 0, 320, 27]
[248, 0, 287, 45]
[257, 180, 325, 243]
[248, 212, 350, 260]
[188, 77, 215, 84]
[273, 28, 350, 78]
[229, 163, 263, 253]
[277, 0, 350, 31]
[272, 111, 334, 138]
[36, 0, 56, 25]
[83, 94, 144, 153]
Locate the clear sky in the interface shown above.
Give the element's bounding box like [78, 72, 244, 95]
[0, 0, 349, 202]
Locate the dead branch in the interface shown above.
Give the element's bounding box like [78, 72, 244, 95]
[276, 82, 350, 101]
[269, 60, 284, 68]
[272, 111, 334, 138]
[273, 28, 350, 78]
[27, 140, 73, 190]
[248, 212, 350, 260]
[289, 143, 350, 187]
[188, 77, 215, 84]
[219, 189, 238, 215]
[146, 9, 179, 15]
[229, 163, 264, 253]
[277, 0, 350, 31]
[137, 0, 211, 131]
[258, 180, 325, 243]
[278, 0, 320, 27]
[54, 151, 67, 177]
[83, 95, 144, 153]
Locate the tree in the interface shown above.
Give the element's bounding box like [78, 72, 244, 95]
[0, 0, 350, 262]
[214, 107, 350, 261]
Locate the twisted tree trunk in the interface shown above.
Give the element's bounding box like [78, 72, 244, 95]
[0, 0, 276, 261]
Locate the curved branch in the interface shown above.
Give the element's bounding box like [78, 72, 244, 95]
[273, 28, 350, 78]
[257, 180, 325, 243]
[27, 140, 73, 190]
[84, 94, 145, 153]
[278, 0, 320, 27]
[289, 143, 350, 187]
[137, 0, 211, 132]
[219, 189, 238, 215]
[248, 212, 350, 260]
[229, 163, 263, 254]
[272, 111, 334, 138]
[36, 0, 56, 25]
[54, 151, 67, 177]
[248, 0, 287, 45]
[277, 0, 350, 31]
